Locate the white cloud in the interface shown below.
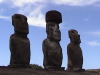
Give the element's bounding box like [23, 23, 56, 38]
[17, 4, 46, 28]
[27, 7, 46, 28]
[88, 31, 100, 36]
[4, 0, 46, 28]
[1, 0, 100, 28]
[28, 14, 45, 28]
[0, 15, 9, 20]
[87, 41, 100, 46]
[0, 0, 4, 3]
[11, 0, 46, 7]
[52, 0, 100, 6]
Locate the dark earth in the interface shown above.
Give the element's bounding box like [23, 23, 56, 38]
[0, 66, 99, 75]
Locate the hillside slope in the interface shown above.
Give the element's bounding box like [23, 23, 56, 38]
[0, 67, 99, 75]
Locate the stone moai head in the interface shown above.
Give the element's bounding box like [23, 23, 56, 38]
[68, 29, 81, 43]
[12, 14, 29, 34]
[45, 10, 62, 41]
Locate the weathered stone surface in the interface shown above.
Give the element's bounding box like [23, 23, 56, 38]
[67, 29, 84, 71]
[42, 10, 63, 70]
[9, 14, 30, 67]
[12, 14, 29, 34]
[45, 10, 62, 24]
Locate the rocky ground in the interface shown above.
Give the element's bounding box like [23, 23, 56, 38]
[0, 66, 99, 75]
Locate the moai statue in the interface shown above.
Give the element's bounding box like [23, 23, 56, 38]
[42, 10, 63, 70]
[9, 14, 30, 68]
[67, 29, 85, 71]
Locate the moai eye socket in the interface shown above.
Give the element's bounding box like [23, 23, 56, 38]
[24, 17, 27, 21]
[71, 31, 74, 33]
[15, 15, 21, 19]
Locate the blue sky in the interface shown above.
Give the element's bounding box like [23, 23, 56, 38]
[0, 0, 100, 69]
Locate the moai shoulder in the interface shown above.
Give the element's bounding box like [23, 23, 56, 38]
[9, 14, 31, 68]
[67, 29, 85, 72]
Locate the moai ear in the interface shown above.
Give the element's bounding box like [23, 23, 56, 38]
[46, 24, 48, 34]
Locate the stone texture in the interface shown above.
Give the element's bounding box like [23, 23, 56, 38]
[67, 29, 84, 71]
[12, 14, 29, 34]
[9, 14, 30, 68]
[42, 10, 63, 70]
[45, 10, 62, 24]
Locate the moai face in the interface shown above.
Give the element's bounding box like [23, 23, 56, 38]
[68, 29, 81, 43]
[12, 14, 29, 34]
[46, 22, 61, 41]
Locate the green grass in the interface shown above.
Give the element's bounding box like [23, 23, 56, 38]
[30, 64, 43, 70]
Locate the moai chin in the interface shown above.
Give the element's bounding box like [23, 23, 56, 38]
[42, 10, 63, 70]
[67, 29, 85, 71]
[9, 14, 30, 68]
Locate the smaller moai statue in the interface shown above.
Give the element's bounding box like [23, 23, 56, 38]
[9, 14, 31, 68]
[67, 29, 85, 71]
[42, 10, 64, 70]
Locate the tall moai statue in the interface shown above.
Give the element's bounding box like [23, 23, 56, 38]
[67, 29, 84, 71]
[9, 14, 30, 68]
[42, 10, 63, 70]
